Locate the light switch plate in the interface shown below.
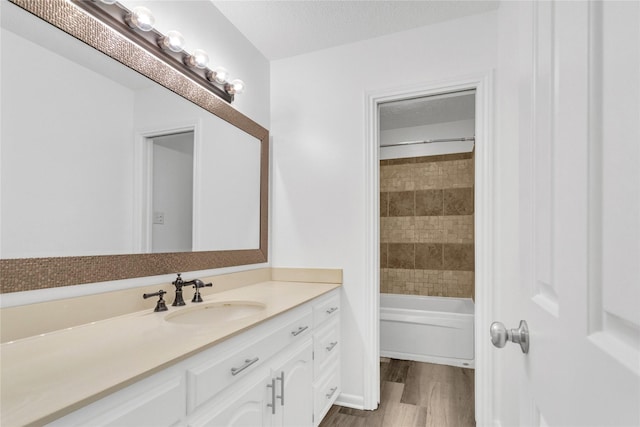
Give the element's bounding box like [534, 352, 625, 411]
[153, 211, 165, 225]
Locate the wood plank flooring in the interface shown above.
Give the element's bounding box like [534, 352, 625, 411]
[319, 358, 475, 427]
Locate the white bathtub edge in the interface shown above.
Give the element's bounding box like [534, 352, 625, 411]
[380, 350, 475, 369]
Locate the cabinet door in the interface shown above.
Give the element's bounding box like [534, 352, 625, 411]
[272, 340, 313, 427]
[192, 373, 270, 427]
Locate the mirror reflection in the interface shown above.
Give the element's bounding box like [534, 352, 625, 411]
[0, 4, 260, 259]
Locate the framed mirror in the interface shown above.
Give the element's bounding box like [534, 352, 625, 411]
[0, 0, 269, 293]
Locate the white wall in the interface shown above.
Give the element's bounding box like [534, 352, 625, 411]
[1, 28, 136, 258]
[380, 119, 475, 159]
[271, 11, 498, 407]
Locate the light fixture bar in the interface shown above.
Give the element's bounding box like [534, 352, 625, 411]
[71, 0, 234, 103]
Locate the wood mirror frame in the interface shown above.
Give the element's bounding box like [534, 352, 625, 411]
[0, 0, 269, 293]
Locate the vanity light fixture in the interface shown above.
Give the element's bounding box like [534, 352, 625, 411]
[158, 30, 185, 53]
[125, 6, 155, 32]
[82, 0, 244, 103]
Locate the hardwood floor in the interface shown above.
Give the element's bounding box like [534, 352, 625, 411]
[319, 358, 475, 427]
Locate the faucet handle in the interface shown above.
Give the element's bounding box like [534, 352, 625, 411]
[191, 279, 213, 303]
[143, 290, 168, 312]
[172, 273, 184, 288]
[192, 279, 213, 288]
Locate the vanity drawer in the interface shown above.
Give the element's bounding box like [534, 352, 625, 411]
[313, 291, 340, 327]
[313, 317, 340, 378]
[313, 365, 340, 426]
[186, 308, 312, 413]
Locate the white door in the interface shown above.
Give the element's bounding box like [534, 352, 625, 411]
[496, 1, 640, 425]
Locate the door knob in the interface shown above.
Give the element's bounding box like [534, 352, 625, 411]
[490, 320, 529, 354]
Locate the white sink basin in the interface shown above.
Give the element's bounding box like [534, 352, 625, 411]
[165, 301, 266, 325]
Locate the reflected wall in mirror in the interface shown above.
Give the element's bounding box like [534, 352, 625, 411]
[0, 0, 269, 293]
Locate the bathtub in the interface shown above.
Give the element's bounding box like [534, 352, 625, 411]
[380, 293, 474, 368]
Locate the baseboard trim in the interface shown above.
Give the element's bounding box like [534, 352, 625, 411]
[334, 393, 365, 410]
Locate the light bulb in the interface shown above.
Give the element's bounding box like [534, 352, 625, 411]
[126, 6, 155, 32]
[226, 79, 245, 95]
[185, 49, 209, 69]
[207, 67, 229, 84]
[159, 30, 185, 52]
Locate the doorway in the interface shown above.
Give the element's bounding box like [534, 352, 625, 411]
[150, 131, 195, 253]
[134, 125, 199, 254]
[363, 72, 494, 424]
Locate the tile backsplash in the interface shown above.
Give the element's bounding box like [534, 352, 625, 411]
[380, 152, 474, 299]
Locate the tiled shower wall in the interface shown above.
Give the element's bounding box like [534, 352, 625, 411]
[380, 152, 475, 299]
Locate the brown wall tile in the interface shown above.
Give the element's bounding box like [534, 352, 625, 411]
[415, 243, 443, 270]
[443, 244, 474, 271]
[388, 191, 415, 217]
[381, 243, 388, 268]
[380, 192, 389, 217]
[416, 189, 443, 216]
[381, 153, 475, 297]
[388, 243, 415, 269]
[444, 188, 474, 215]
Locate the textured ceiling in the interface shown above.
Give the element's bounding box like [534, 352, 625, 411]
[379, 92, 475, 130]
[212, 1, 500, 60]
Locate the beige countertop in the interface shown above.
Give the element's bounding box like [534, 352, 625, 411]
[0, 280, 340, 426]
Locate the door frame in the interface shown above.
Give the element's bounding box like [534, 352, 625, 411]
[133, 121, 201, 253]
[363, 71, 495, 424]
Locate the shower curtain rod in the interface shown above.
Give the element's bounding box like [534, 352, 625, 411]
[380, 136, 475, 148]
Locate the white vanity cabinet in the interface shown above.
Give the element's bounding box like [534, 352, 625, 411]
[45, 288, 340, 427]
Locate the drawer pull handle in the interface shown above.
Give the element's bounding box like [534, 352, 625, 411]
[326, 307, 338, 314]
[267, 378, 276, 414]
[291, 325, 309, 336]
[326, 341, 338, 352]
[276, 371, 285, 406]
[326, 387, 338, 399]
[230, 357, 259, 376]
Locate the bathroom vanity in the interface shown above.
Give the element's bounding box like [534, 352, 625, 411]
[1, 278, 341, 426]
